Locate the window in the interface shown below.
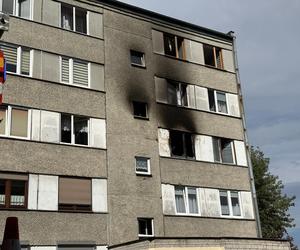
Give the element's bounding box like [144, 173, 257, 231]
[58, 177, 92, 211]
[61, 4, 87, 34]
[175, 186, 199, 215]
[219, 190, 241, 217]
[212, 137, 234, 164]
[130, 50, 145, 67]
[167, 80, 188, 107]
[135, 157, 150, 175]
[208, 90, 228, 114]
[203, 44, 223, 69]
[164, 33, 185, 60]
[138, 218, 153, 237]
[0, 174, 28, 209]
[61, 114, 89, 146]
[61, 57, 89, 87]
[1, 0, 32, 19]
[0, 44, 31, 76]
[170, 130, 195, 159]
[133, 101, 148, 119]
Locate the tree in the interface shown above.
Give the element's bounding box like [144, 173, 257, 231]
[251, 147, 298, 249]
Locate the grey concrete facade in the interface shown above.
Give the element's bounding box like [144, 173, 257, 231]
[0, 0, 290, 249]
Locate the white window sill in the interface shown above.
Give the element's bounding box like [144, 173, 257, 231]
[136, 171, 151, 176]
[138, 234, 154, 238]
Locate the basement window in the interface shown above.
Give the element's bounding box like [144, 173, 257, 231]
[167, 80, 188, 107]
[213, 137, 234, 164]
[208, 89, 228, 114]
[203, 44, 223, 69]
[170, 130, 195, 159]
[133, 101, 148, 119]
[138, 218, 154, 237]
[135, 157, 151, 175]
[164, 33, 185, 60]
[130, 50, 145, 67]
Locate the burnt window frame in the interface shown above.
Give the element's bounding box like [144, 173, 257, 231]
[167, 80, 188, 107]
[203, 44, 224, 69]
[130, 50, 146, 68]
[132, 101, 149, 120]
[169, 130, 195, 159]
[163, 33, 186, 60]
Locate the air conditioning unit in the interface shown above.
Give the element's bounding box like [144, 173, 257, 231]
[0, 12, 9, 31]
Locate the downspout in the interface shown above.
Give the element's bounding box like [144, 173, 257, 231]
[228, 31, 262, 238]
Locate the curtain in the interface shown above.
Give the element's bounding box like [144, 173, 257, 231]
[188, 188, 198, 213]
[175, 187, 186, 213]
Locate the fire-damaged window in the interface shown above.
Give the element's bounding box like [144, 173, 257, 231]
[170, 130, 195, 159]
[213, 137, 234, 164]
[164, 33, 185, 60]
[203, 44, 223, 69]
[167, 80, 188, 107]
[133, 101, 148, 119]
[208, 89, 228, 114]
[130, 50, 146, 67]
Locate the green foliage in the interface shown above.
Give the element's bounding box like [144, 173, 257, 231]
[251, 147, 297, 249]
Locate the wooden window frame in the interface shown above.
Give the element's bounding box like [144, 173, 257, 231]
[169, 130, 195, 159]
[164, 33, 186, 60]
[204, 44, 224, 69]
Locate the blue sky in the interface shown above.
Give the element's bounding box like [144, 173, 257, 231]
[118, 0, 300, 246]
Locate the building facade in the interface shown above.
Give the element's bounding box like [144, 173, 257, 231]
[0, 0, 290, 249]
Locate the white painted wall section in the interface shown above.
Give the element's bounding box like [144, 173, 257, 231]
[40, 111, 60, 143]
[158, 129, 171, 157]
[155, 76, 168, 104]
[195, 86, 209, 111]
[234, 140, 248, 166]
[152, 30, 164, 54]
[28, 174, 38, 210]
[161, 184, 176, 215]
[227, 93, 240, 117]
[203, 188, 221, 217]
[90, 118, 106, 149]
[92, 179, 107, 213]
[222, 49, 235, 73]
[194, 135, 214, 162]
[241, 191, 255, 219]
[37, 175, 58, 211]
[31, 109, 41, 141]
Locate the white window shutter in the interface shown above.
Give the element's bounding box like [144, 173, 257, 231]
[37, 175, 58, 211]
[152, 30, 164, 54]
[161, 184, 176, 215]
[158, 128, 171, 157]
[241, 191, 254, 219]
[40, 111, 60, 143]
[227, 93, 240, 117]
[234, 140, 248, 166]
[195, 86, 209, 111]
[198, 188, 207, 216]
[92, 179, 107, 213]
[155, 76, 168, 104]
[194, 135, 214, 162]
[28, 174, 38, 210]
[189, 40, 204, 65]
[90, 118, 106, 149]
[222, 49, 235, 73]
[203, 188, 221, 217]
[187, 85, 196, 109]
[88, 12, 103, 38]
[31, 109, 41, 141]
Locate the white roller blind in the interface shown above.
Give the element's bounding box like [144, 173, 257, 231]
[37, 175, 58, 211]
[28, 174, 38, 210]
[152, 30, 164, 54]
[31, 109, 41, 141]
[90, 118, 106, 148]
[161, 184, 176, 215]
[1, 45, 17, 72]
[61, 57, 70, 83]
[234, 140, 248, 166]
[40, 111, 60, 143]
[241, 191, 254, 219]
[158, 128, 171, 157]
[187, 85, 196, 109]
[194, 135, 214, 162]
[92, 179, 107, 212]
[227, 93, 240, 117]
[73, 60, 88, 86]
[21, 49, 30, 75]
[195, 86, 209, 111]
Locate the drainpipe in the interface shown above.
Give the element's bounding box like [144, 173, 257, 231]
[228, 31, 262, 238]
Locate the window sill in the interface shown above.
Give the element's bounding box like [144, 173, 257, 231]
[131, 63, 146, 69]
[136, 172, 152, 177]
[134, 116, 149, 121]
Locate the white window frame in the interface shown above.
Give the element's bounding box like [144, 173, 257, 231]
[59, 114, 90, 147]
[175, 186, 200, 216]
[59, 56, 90, 88]
[138, 218, 154, 238]
[135, 156, 151, 175]
[130, 50, 146, 68]
[219, 190, 243, 218]
[213, 138, 236, 165]
[215, 91, 229, 114]
[13, 0, 33, 20]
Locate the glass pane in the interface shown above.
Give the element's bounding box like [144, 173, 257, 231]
[175, 187, 186, 213]
[74, 116, 88, 145]
[61, 114, 71, 143]
[212, 138, 221, 162]
[231, 191, 241, 216]
[10, 180, 26, 206]
[61, 5, 73, 30]
[185, 133, 195, 158]
[0, 108, 6, 135]
[170, 131, 184, 157]
[177, 37, 185, 59]
[19, 0, 31, 19]
[21, 49, 30, 75]
[0, 180, 5, 206]
[220, 191, 230, 215]
[188, 188, 198, 214]
[2, 0, 14, 14]
[221, 139, 234, 164]
[217, 92, 228, 113]
[167, 81, 178, 105]
[208, 89, 216, 112]
[164, 33, 176, 57]
[130, 51, 144, 66]
[75, 8, 87, 34]
[180, 84, 188, 107]
[136, 157, 149, 173]
[203, 44, 215, 67]
[11, 108, 28, 137]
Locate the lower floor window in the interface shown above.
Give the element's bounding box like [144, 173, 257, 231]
[219, 190, 241, 217]
[138, 218, 153, 237]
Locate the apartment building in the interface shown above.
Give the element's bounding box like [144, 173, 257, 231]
[0, 0, 291, 250]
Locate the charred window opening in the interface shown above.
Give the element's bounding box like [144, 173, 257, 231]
[167, 80, 188, 107]
[213, 137, 234, 164]
[133, 101, 148, 119]
[170, 130, 195, 159]
[164, 33, 185, 59]
[208, 89, 216, 112]
[130, 50, 145, 67]
[203, 44, 223, 69]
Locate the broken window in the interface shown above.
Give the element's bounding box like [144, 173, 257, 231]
[219, 190, 241, 217]
[133, 101, 148, 119]
[130, 50, 145, 67]
[208, 90, 228, 114]
[170, 130, 195, 159]
[164, 33, 185, 59]
[10, 108, 28, 138]
[213, 137, 234, 164]
[167, 80, 188, 107]
[138, 218, 153, 237]
[203, 44, 223, 69]
[175, 186, 199, 214]
[135, 157, 151, 175]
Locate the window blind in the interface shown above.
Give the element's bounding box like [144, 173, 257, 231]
[61, 57, 70, 82]
[1, 45, 17, 72]
[73, 60, 88, 85]
[21, 49, 30, 75]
